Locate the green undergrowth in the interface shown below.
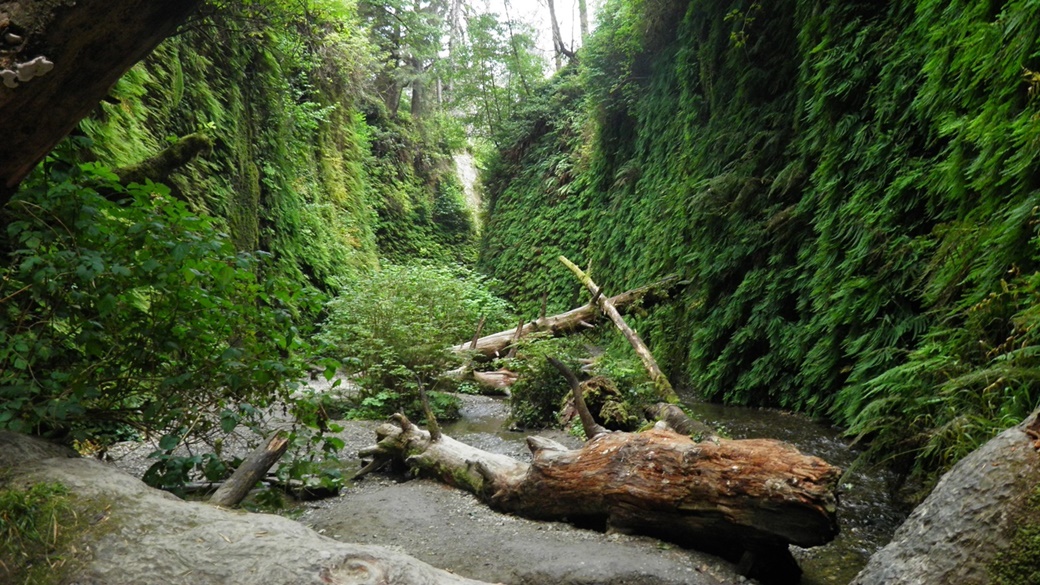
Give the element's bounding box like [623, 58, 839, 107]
[0, 1, 482, 493]
[0, 482, 104, 585]
[479, 0, 1040, 486]
[318, 263, 513, 422]
[503, 333, 663, 431]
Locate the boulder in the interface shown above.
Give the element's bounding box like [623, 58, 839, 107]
[851, 410, 1040, 585]
[0, 431, 493, 585]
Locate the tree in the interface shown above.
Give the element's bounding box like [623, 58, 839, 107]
[358, 0, 445, 118]
[0, 0, 203, 206]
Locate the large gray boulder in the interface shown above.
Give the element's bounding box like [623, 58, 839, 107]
[851, 411, 1040, 585]
[0, 431, 492, 585]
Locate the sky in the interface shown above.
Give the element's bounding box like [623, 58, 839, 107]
[483, 0, 600, 61]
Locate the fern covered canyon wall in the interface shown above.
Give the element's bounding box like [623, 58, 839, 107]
[3, 0, 1039, 500]
[479, 0, 1040, 481]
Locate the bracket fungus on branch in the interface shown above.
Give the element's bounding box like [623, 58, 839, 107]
[1, 54, 53, 88]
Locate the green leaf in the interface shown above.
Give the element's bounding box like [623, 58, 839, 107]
[158, 433, 180, 451]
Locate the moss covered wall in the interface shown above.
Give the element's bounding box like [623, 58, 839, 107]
[479, 0, 1040, 478]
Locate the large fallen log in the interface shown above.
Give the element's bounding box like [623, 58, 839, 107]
[451, 275, 682, 359]
[360, 414, 841, 584]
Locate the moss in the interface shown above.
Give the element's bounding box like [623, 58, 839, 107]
[991, 484, 1040, 585]
[0, 482, 111, 585]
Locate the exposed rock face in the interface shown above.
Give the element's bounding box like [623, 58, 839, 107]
[0, 431, 492, 585]
[851, 410, 1040, 585]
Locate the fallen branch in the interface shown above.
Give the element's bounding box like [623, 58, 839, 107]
[548, 356, 608, 439]
[451, 275, 682, 359]
[558, 256, 678, 402]
[209, 431, 289, 508]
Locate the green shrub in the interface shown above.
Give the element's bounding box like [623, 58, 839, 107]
[0, 159, 313, 446]
[319, 263, 513, 420]
[504, 335, 587, 429]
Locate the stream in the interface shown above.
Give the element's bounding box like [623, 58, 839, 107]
[680, 398, 906, 584]
[301, 391, 907, 585]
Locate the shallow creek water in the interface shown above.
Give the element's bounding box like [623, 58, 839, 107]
[437, 394, 907, 585]
[680, 399, 907, 584]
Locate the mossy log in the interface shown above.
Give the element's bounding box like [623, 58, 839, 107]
[113, 132, 213, 188]
[360, 413, 841, 582]
[451, 275, 682, 359]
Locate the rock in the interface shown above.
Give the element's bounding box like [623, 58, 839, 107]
[851, 409, 1040, 585]
[0, 431, 492, 585]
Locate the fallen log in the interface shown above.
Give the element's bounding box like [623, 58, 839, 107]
[451, 275, 682, 359]
[209, 431, 289, 508]
[360, 414, 841, 583]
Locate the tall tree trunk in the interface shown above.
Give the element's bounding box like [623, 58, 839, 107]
[546, 0, 564, 71]
[410, 61, 424, 119]
[578, 0, 589, 42]
[0, 0, 203, 205]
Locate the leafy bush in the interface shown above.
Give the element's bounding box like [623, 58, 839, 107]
[503, 335, 587, 429]
[0, 158, 314, 448]
[319, 263, 512, 420]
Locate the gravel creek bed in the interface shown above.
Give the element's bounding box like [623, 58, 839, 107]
[107, 383, 904, 585]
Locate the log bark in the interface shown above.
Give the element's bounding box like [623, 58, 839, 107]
[209, 431, 290, 508]
[361, 415, 841, 567]
[558, 256, 678, 402]
[646, 402, 719, 440]
[0, 0, 203, 204]
[451, 275, 681, 359]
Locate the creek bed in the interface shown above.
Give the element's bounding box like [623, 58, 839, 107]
[301, 392, 906, 584]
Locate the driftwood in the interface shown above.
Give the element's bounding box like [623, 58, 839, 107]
[451, 275, 681, 359]
[471, 369, 518, 390]
[558, 256, 678, 402]
[360, 413, 840, 584]
[209, 431, 289, 508]
[646, 402, 719, 440]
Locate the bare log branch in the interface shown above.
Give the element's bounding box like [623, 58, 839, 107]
[417, 379, 442, 442]
[470, 315, 487, 350]
[452, 275, 682, 359]
[209, 431, 289, 508]
[646, 403, 719, 440]
[558, 256, 678, 402]
[354, 456, 389, 480]
[505, 317, 525, 359]
[548, 356, 608, 439]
